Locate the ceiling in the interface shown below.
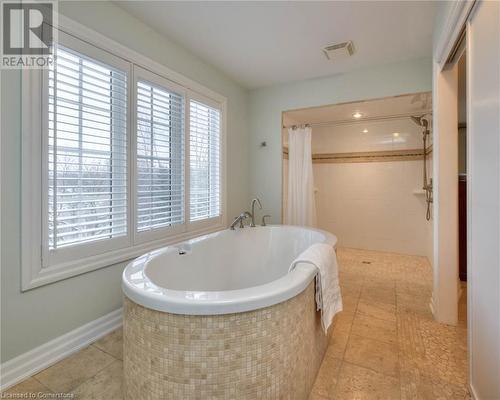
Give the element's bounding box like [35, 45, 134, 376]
[116, 1, 436, 89]
[283, 92, 432, 126]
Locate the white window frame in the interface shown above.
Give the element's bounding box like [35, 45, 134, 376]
[132, 66, 187, 245]
[21, 14, 227, 290]
[41, 30, 133, 268]
[187, 91, 225, 231]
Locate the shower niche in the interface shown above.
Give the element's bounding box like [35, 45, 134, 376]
[282, 92, 433, 258]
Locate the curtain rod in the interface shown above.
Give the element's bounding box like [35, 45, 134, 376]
[282, 110, 433, 130]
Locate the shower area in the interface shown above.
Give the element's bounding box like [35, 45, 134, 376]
[282, 92, 433, 258]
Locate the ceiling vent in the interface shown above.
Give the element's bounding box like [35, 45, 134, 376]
[323, 41, 355, 60]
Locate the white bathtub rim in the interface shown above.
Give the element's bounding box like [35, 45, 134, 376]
[122, 263, 318, 315]
[122, 225, 337, 315]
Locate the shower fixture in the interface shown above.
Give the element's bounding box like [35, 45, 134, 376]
[411, 115, 433, 220]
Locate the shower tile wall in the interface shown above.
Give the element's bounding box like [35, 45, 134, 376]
[311, 119, 433, 257]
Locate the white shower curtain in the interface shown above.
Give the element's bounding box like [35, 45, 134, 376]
[286, 126, 317, 227]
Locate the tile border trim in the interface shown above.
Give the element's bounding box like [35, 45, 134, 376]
[0, 308, 122, 391]
[283, 146, 433, 163]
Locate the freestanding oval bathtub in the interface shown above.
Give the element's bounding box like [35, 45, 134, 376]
[122, 225, 337, 400]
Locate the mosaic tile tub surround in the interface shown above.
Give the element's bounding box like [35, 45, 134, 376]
[123, 282, 330, 400]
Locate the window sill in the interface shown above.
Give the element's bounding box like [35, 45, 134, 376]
[22, 223, 225, 291]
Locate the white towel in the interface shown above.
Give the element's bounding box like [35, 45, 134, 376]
[289, 243, 343, 334]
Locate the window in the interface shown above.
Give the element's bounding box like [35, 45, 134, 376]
[48, 46, 128, 250]
[189, 99, 221, 222]
[136, 81, 184, 232]
[134, 67, 185, 241]
[22, 25, 226, 290]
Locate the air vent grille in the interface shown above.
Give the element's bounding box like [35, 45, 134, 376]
[323, 41, 354, 60]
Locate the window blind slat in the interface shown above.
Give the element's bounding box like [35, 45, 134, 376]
[189, 100, 221, 222]
[136, 80, 184, 233]
[48, 45, 128, 250]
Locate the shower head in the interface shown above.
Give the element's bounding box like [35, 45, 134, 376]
[410, 115, 429, 129]
[410, 115, 422, 125]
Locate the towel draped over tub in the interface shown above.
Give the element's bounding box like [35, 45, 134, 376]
[289, 243, 343, 333]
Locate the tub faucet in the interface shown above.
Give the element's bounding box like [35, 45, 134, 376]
[261, 215, 271, 226]
[250, 198, 262, 227]
[230, 212, 251, 230]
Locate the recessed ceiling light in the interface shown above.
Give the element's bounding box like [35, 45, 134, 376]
[352, 112, 363, 119]
[362, 129, 368, 133]
[393, 132, 400, 137]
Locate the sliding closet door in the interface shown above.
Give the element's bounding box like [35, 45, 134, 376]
[468, 1, 500, 397]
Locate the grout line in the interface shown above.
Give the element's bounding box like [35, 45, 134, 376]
[90, 341, 123, 362]
[342, 340, 401, 380]
[66, 348, 119, 395]
[91, 329, 123, 361]
[29, 376, 53, 394]
[29, 343, 118, 395]
[340, 359, 400, 381]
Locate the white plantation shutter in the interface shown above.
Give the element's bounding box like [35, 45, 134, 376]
[136, 80, 184, 232]
[24, 28, 229, 288]
[48, 45, 128, 249]
[189, 99, 221, 221]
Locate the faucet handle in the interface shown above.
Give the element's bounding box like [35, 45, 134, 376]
[261, 215, 271, 226]
[239, 212, 250, 228]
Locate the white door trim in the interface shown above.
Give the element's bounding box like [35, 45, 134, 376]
[434, 0, 476, 69]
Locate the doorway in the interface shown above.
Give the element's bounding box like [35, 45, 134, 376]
[281, 92, 433, 257]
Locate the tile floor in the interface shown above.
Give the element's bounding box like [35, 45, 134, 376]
[309, 248, 469, 400]
[3, 248, 469, 400]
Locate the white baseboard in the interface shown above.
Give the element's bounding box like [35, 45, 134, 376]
[469, 383, 479, 400]
[0, 308, 122, 391]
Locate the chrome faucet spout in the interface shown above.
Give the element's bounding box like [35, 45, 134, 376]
[250, 198, 262, 227]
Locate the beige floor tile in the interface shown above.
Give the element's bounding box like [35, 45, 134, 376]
[2, 377, 52, 395]
[93, 328, 123, 360]
[332, 312, 354, 334]
[340, 294, 359, 315]
[34, 345, 116, 393]
[395, 281, 432, 298]
[397, 294, 433, 320]
[398, 314, 468, 391]
[328, 329, 350, 359]
[361, 286, 396, 306]
[400, 367, 471, 400]
[333, 362, 401, 400]
[308, 392, 329, 400]
[71, 360, 123, 400]
[309, 356, 342, 399]
[340, 281, 363, 298]
[363, 277, 396, 290]
[344, 334, 399, 378]
[351, 314, 397, 345]
[357, 300, 397, 322]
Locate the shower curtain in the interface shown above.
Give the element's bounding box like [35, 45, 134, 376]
[286, 126, 317, 227]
